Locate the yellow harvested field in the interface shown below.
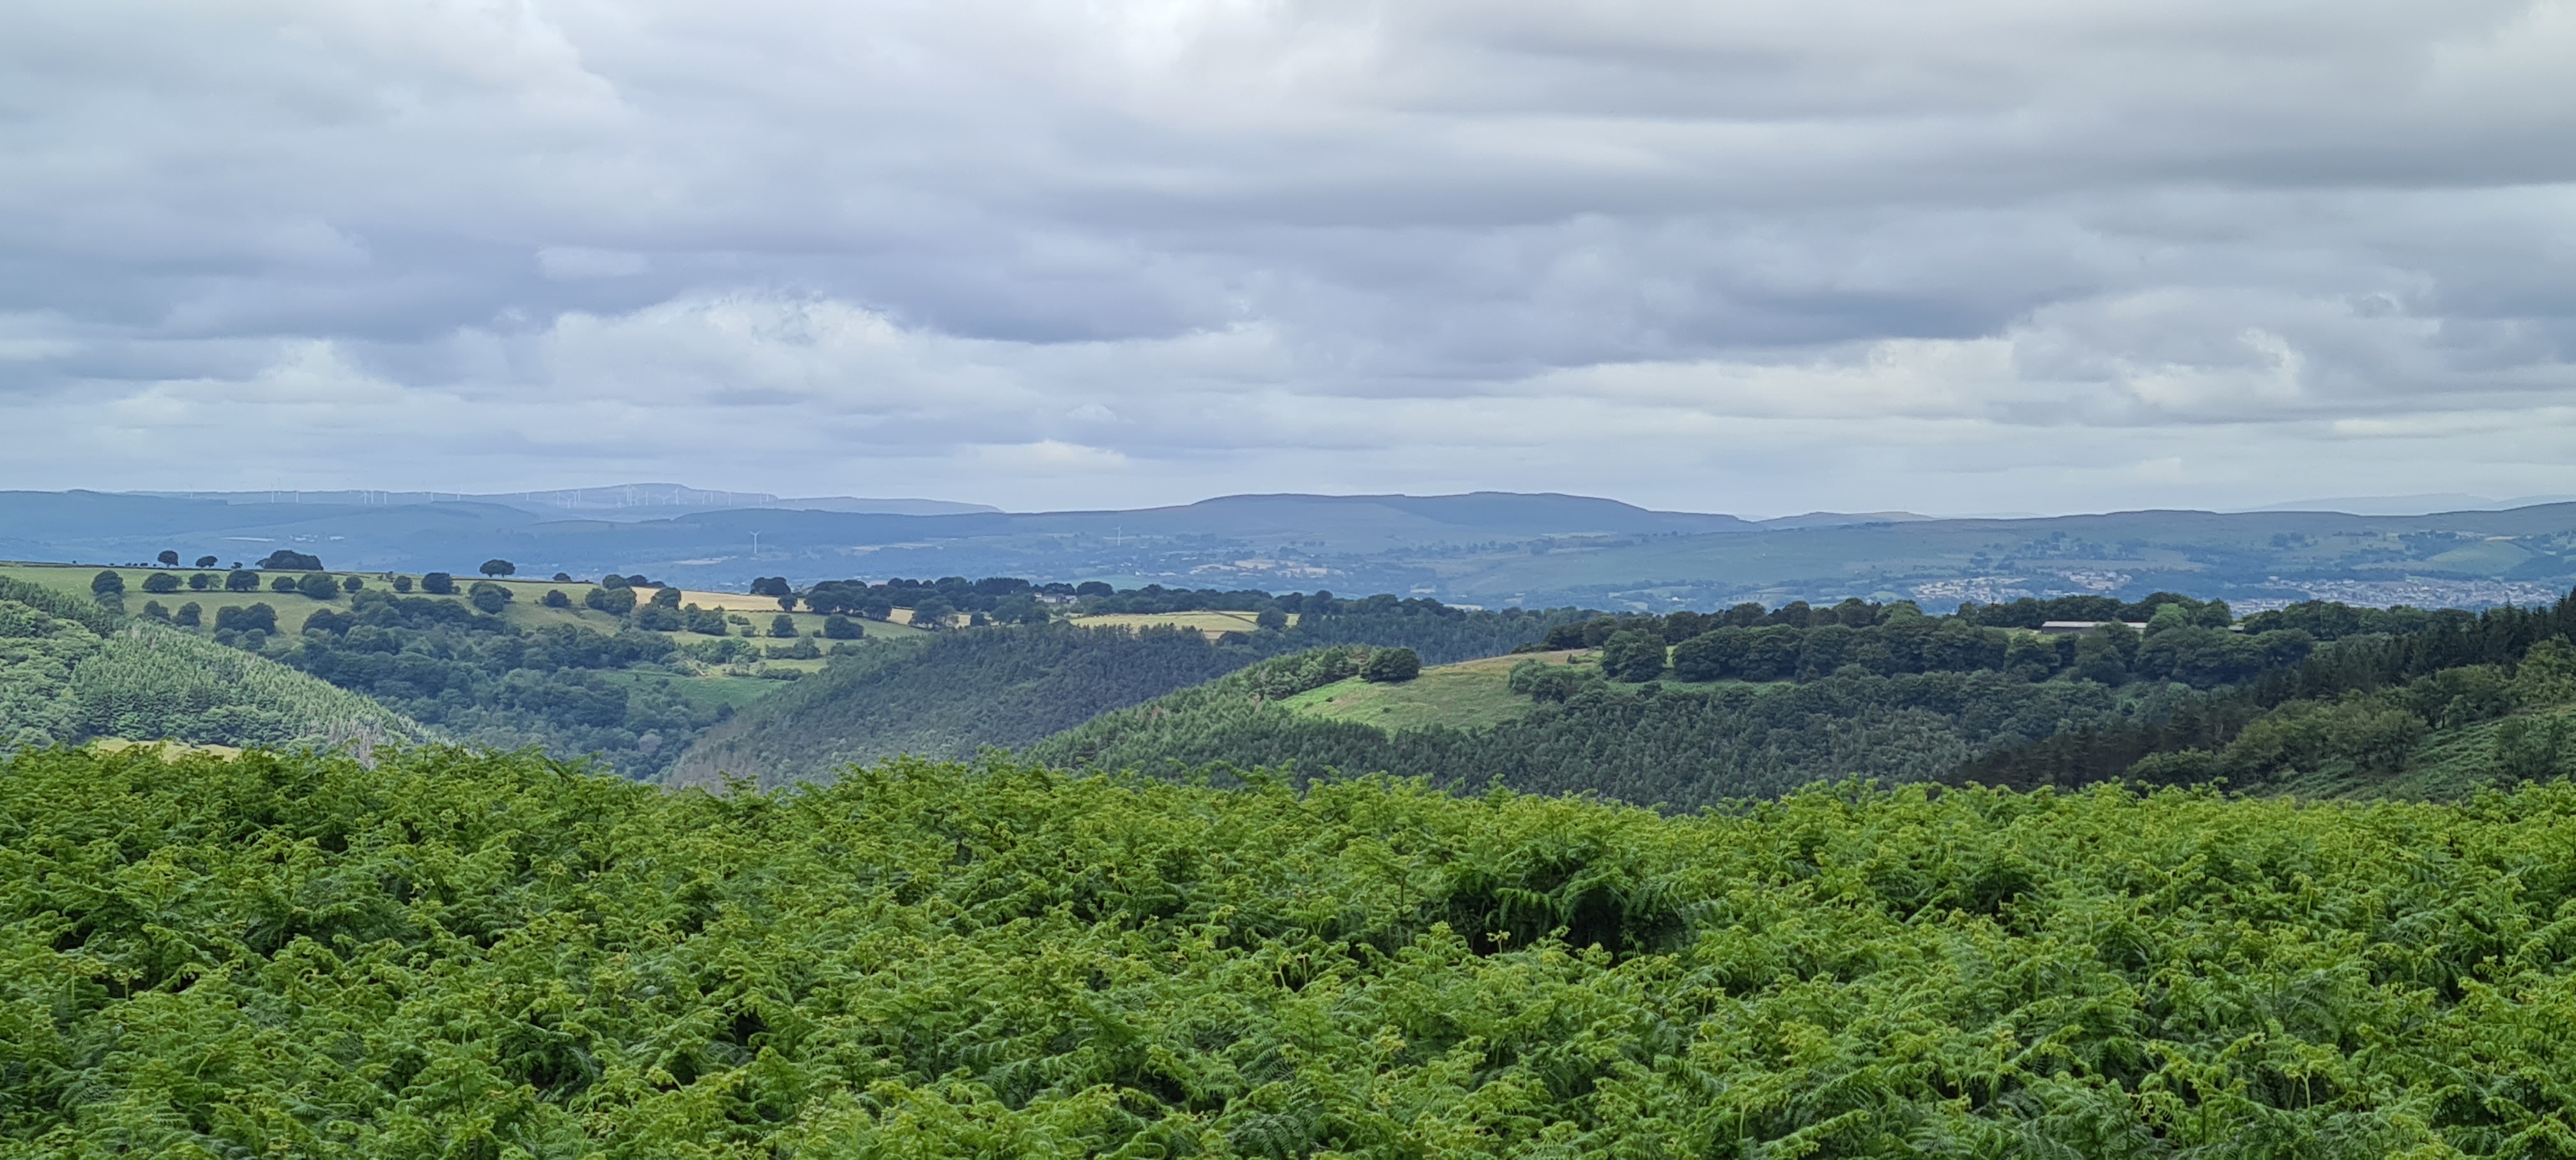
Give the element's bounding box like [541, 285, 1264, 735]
[667, 588, 780, 612]
[91, 738, 245, 759]
[1068, 610, 1290, 639]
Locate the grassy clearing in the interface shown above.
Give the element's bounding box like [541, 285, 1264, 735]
[589, 668, 787, 713]
[1068, 610, 1291, 639]
[1284, 652, 1547, 731]
[1281, 647, 1796, 735]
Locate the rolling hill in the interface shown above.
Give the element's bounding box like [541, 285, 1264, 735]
[20, 485, 2576, 609]
[1028, 593, 2576, 809]
[0, 577, 423, 752]
[662, 601, 1593, 790]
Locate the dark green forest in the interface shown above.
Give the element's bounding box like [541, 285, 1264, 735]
[13, 744, 2576, 1156]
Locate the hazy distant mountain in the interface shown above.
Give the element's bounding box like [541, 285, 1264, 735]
[11, 486, 2576, 609]
[2244, 494, 2576, 516]
[1753, 512, 1933, 530]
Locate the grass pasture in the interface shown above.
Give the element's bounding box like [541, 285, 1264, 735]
[1282, 646, 1796, 735]
[1284, 650, 1552, 731]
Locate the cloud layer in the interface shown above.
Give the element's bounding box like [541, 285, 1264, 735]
[6, 0, 2575, 514]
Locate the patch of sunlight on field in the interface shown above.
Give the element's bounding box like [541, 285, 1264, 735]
[1282, 650, 1559, 731]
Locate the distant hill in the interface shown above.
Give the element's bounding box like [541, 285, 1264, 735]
[1023, 645, 2134, 808]
[663, 600, 1593, 790]
[14, 485, 2576, 610]
[1027, 593, 2576, 808]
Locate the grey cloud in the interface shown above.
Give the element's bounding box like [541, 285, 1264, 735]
[3, 0, 2575, 515]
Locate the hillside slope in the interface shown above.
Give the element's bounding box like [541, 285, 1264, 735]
[665, 606, 1586, 789]
[1025, 646, 2138, 807]
[13, 744, 2576, 1155]
[1034, 591, 2576, 807]
[0, 577, 423, 751]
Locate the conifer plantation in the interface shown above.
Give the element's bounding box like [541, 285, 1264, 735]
[10, 743, 2576, 1156]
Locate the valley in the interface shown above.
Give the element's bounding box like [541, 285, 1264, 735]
[14, 520, 2576, 1159]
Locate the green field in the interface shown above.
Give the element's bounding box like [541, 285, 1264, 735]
[1282, 646, 1791, 733]
[1283, 650, 1552, 730]
[590, 667, 793, 712]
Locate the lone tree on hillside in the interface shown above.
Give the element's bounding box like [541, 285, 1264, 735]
[194, 555, 218, 569]
[769, 614, 797, 638]
[480, 559, 516, 577]
[1361, 646, 1422, 683]
[90, 570, 125, 596]
[257, 549, 323, 571]
[296, 572, 339, 601]
[157, 550, 180, 567]
[142, 572, 181, 594]
[420, 572, 456, 595]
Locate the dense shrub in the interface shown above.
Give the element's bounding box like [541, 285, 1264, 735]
[13, 746, 2576, 1156]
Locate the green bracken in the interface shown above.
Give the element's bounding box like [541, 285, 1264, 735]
[9, 744, 2576, 1156]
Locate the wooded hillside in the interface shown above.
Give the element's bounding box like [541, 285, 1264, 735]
[666, 604, 1592, 789]
[0, 577, 420, 752]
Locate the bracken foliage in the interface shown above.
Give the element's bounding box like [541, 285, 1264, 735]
[11, 745, 2576, 1157]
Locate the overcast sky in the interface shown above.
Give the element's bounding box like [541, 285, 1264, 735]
[6, 0, 2575, 515]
